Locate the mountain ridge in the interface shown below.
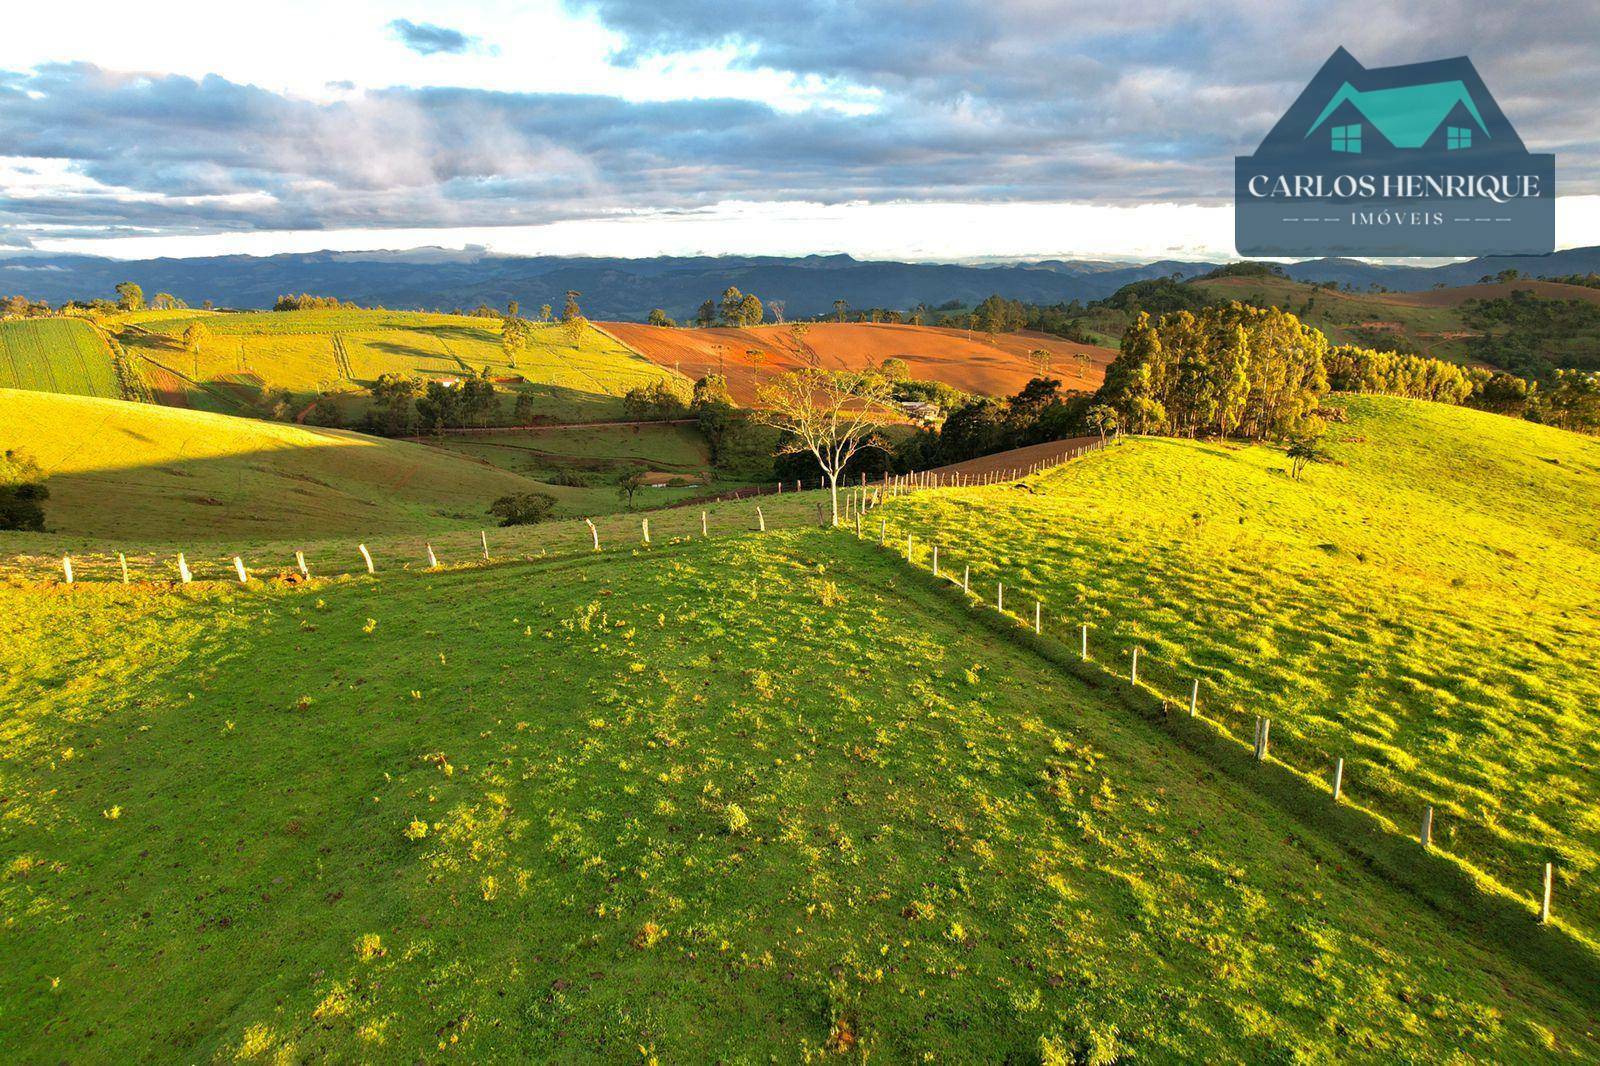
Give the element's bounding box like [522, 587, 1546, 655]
[3, 246, 1598, 320]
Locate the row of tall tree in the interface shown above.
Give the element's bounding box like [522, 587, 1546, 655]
[1097, 305, 1329, 441]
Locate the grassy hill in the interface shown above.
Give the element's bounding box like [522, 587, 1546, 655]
[109, 308, 687, 423]
[4, 527, 1598, 1060]
[879, 395, 1600, 946]
[0, 389, 596, 542]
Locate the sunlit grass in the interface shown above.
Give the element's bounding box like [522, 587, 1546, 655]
[1, 529, 1594, 1060]
[879, 394, 1600, 944]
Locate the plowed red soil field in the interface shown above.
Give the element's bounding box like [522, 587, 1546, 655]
[599, 322, 1115, 402]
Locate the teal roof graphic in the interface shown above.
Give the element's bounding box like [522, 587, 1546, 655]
[1306, 80, 1488, 147]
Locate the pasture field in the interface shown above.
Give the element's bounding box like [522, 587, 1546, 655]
[0, 389, 593, 542]
[3, 529, 1597, 1061]
[423, 423, 710, 480]
[878, 395, 1600, 946]
[116, 310, 686, 424]
[0, 318, 123, 399]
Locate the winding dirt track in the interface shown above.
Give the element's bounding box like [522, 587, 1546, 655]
[598, 322, 1115, 403]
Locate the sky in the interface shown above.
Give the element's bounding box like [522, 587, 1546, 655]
[1, 0, 1597, 262]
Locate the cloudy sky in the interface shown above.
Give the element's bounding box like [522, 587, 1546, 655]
[1, 0, 1596, 261]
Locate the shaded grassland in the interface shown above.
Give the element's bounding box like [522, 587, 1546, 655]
[3, 529, 1598, 1061]
[0, 391, 758, 545]
[116, 309, 684, 423]
[424, 423, 710, 481]
[878, 395, 1600, 948]
[0, 389, 586, 541]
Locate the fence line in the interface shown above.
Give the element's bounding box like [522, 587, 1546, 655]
[19, 437, 1112, 588]
[863, 508, 1575, 943]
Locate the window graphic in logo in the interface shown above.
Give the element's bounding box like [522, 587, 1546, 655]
[1236, 48, 1554, 256]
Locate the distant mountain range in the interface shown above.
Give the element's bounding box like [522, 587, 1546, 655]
[3, 246, 1598, 320]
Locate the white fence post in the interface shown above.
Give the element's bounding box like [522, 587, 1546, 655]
[119, 552, 130, 584]
[1420, 806, 1433, 849]
[1541, 863, 1553, 924]
[757, 506, 766, 532]
[1331, 758, 1344, 802]
[996, 582, 1004, 611]
[1189, 678, 1199, 716]
[481, 530, 490, 560]
[358, 544, 375, 574]
[1130, 646, 1139, 684]
[296, 550, 309, 579]
[233, 556, 248, 583]
[61, 555, 73, 584]
[586, 518, 600, 551]
[177, 553, 192, 584]
[1080, 624, 1088, 660]
[642, 518, 650, 544]
[701, 510, 708, 537]
[1034, 601, 1041, 634]
[931, 545, 939, 576]
[426, 544, 438, 569]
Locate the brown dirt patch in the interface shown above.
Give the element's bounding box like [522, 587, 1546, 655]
[600, 322, 1115, 404]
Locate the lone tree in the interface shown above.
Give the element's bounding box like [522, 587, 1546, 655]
[115, 281, 144, 311]
[1027, 348, 1054, 378]
[1286, 435, 1326, 480]
[182, 323, 210, 374]
[755, 366, 894, 525]
[615, 469, 646, 509]
[1086, 403, 1118, 442]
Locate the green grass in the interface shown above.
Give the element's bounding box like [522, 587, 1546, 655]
[878, 395, 1600, 946]
[0, 319, 123, 399]
[426, 424, 710, 479]
[2, 528, 1597, 1060]
[119, 310, 685, 424]
[0, 389, 602, 542]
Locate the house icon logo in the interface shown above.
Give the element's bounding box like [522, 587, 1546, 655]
[1236, 48, 1554, 256]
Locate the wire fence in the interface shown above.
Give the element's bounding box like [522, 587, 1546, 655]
[12, 439, 1111, 588]
[871, 506, 1574, 943]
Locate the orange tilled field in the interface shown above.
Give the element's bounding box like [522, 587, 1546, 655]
[599, 322, 1115, 403]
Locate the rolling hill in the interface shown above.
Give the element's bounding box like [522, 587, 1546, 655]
[0, 389, 591, 542]
[3, 520, 1598, 1060]
[879, 395, 1600, 948]
[603, 321, 1114, 403]
[115, 308, 685, 424]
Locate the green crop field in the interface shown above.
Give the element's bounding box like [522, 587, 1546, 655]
[3, 528, 1598, 1061]
[878, 395, 1600, 948]
[0, 318, 124, 399]
[116, 309, 686, 424]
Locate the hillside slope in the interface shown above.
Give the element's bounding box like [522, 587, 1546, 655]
[0, 389, 585, 542]
[603, 322, 1114, 402]
[880, 396, 1600, 944]
[115, 309, 685, 423]
[2, 530, 1596, 1060]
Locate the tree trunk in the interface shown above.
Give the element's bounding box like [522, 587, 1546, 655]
[828, 472, 840, 525]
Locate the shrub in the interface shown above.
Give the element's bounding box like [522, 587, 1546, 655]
[0, 448, 49, 531]
[489, 491, 557, 526]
